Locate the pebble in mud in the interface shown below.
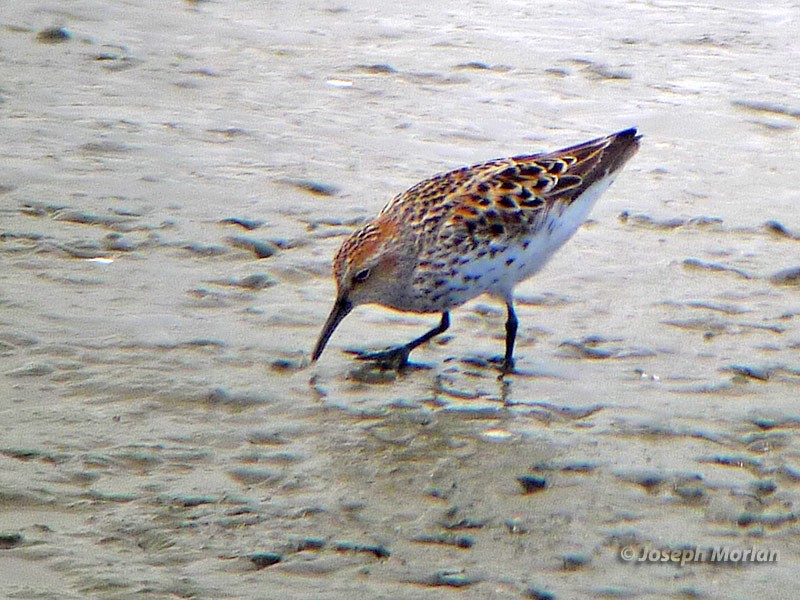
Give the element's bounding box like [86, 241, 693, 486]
[227, 467, 282, 486]
[51, 209, 131, 228]
[517, 475, 548, 494]
[671, 479, 707, 503]
[770, 266, 800, 286]
[209, 273, 277, 290]
[560, 553, 591, 571]
[731, 99, 800, 119]
[102, 233, 136, 251]
[525, 588, 556, 600]
[737, 512, 798, 529]
[763, 220, 799, 239]
[617, 211, 723, 230]
[723, 364, 772, 382]
[616, 471, 667, 494]
[182, 242, 228, 257]
[569, 57, 632, 80]
[293, 538, 326, 552]
[302, 215, 366, 229]
[411, 533, 474, 549]
[0, 532, 23, 549]
[275, 178, 340, 196]
[682, 258, 752, 279]
[423, 570, 483, 588]
[54, 241, 108, 259]
[504, 518, 529, 535]
[6, 361, 56, 377]
[531, 461, 599, 474]
[355, 63, 397, 74]
[441, 517, 485, 530]
[219, 217, 264, 230]
[225, 236, 280, 258]
[269, 357, 306, 372]
[751, 480, 778, 496]
[452, 61, 502, 71]
[36, 27, 71, 43]
[250, 552, 282, 569]
[557, 339, 614, 359]
[331, 541, 390, 559]
[94, 50, 142, 72]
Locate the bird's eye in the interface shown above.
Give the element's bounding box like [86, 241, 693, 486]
[353, 268, 371, 284]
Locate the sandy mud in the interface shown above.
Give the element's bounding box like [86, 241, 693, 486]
[1, 1, 798, 598]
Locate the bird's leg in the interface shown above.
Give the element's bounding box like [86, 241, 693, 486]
[356, 312, 450, 368]
[501, 301, 518, 373]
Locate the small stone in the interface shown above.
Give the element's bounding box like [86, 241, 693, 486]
[356, 64, 396, 74]
[441, 517, 485, 530]
[6, 362, 55, 377]
[557, 340, 613, 359]
[226, 236, 279, 259]
[560, 553, 590, 570]
[763, 220, 797, 239]
[102, 233, 135, 251]
[0, 532, 23, 549]
[429, 570, 481, 588]
[220, 217, 264, 230]
[37, 27, 71, 43]
[296, 538, 326, 551]
[250, 552, 282, 569]
[228, 467, 281, 485]
[454, 61, 492, 70]
[672, 484, 706, 502]
[236, 274, 277, 289]
[770, 266, 800, 286]
[269, 358, 304, 372]
[332, 541, 390, 559]
[412, 533, 474, 548]
[724, 365, 771, 381]
[517, 475, 547, 494]
[173, 495, 215, 507]
[276, 178, 340, 196]
[505, 518, 529, 535]
[622, 472, 665, 492]
[182, 243, 228, 257]
[683, 258, 752, 279]
[526, 587, 556, 600]
[752, 480, 777, 496]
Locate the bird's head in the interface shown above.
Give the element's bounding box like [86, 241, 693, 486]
[311, 218, 410, 361]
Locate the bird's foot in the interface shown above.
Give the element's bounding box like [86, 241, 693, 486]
[348, 345, 412, 370]
[488, 355, 516, 376]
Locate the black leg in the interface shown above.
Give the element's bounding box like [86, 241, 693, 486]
[502, 301, 518, 373]
[355, 312, 450, 368]
[406, 312, 450, 352]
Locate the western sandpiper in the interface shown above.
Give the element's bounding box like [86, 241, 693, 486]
[312, 128, 640, 372]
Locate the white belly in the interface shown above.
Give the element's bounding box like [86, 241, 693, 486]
[447, 177, 616, 304]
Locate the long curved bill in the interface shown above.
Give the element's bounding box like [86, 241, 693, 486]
[311, 296, 353, 361]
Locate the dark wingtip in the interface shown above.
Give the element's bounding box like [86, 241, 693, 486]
[614, 127, 642, 143]
[589, 127, 641, 178]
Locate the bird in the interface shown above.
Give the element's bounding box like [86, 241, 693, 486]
[311, 127, 641, 373]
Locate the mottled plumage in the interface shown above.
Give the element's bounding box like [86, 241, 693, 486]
[313, 128, 641, 372]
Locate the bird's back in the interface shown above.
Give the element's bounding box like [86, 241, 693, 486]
[379, 128, 641, 312]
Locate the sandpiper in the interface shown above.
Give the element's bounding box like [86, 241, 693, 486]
[312, 128, 641, 372]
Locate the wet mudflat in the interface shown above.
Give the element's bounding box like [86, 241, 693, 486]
[1, 1, 798, 598]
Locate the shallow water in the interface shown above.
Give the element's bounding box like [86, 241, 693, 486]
[1, 1, 799, 598]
